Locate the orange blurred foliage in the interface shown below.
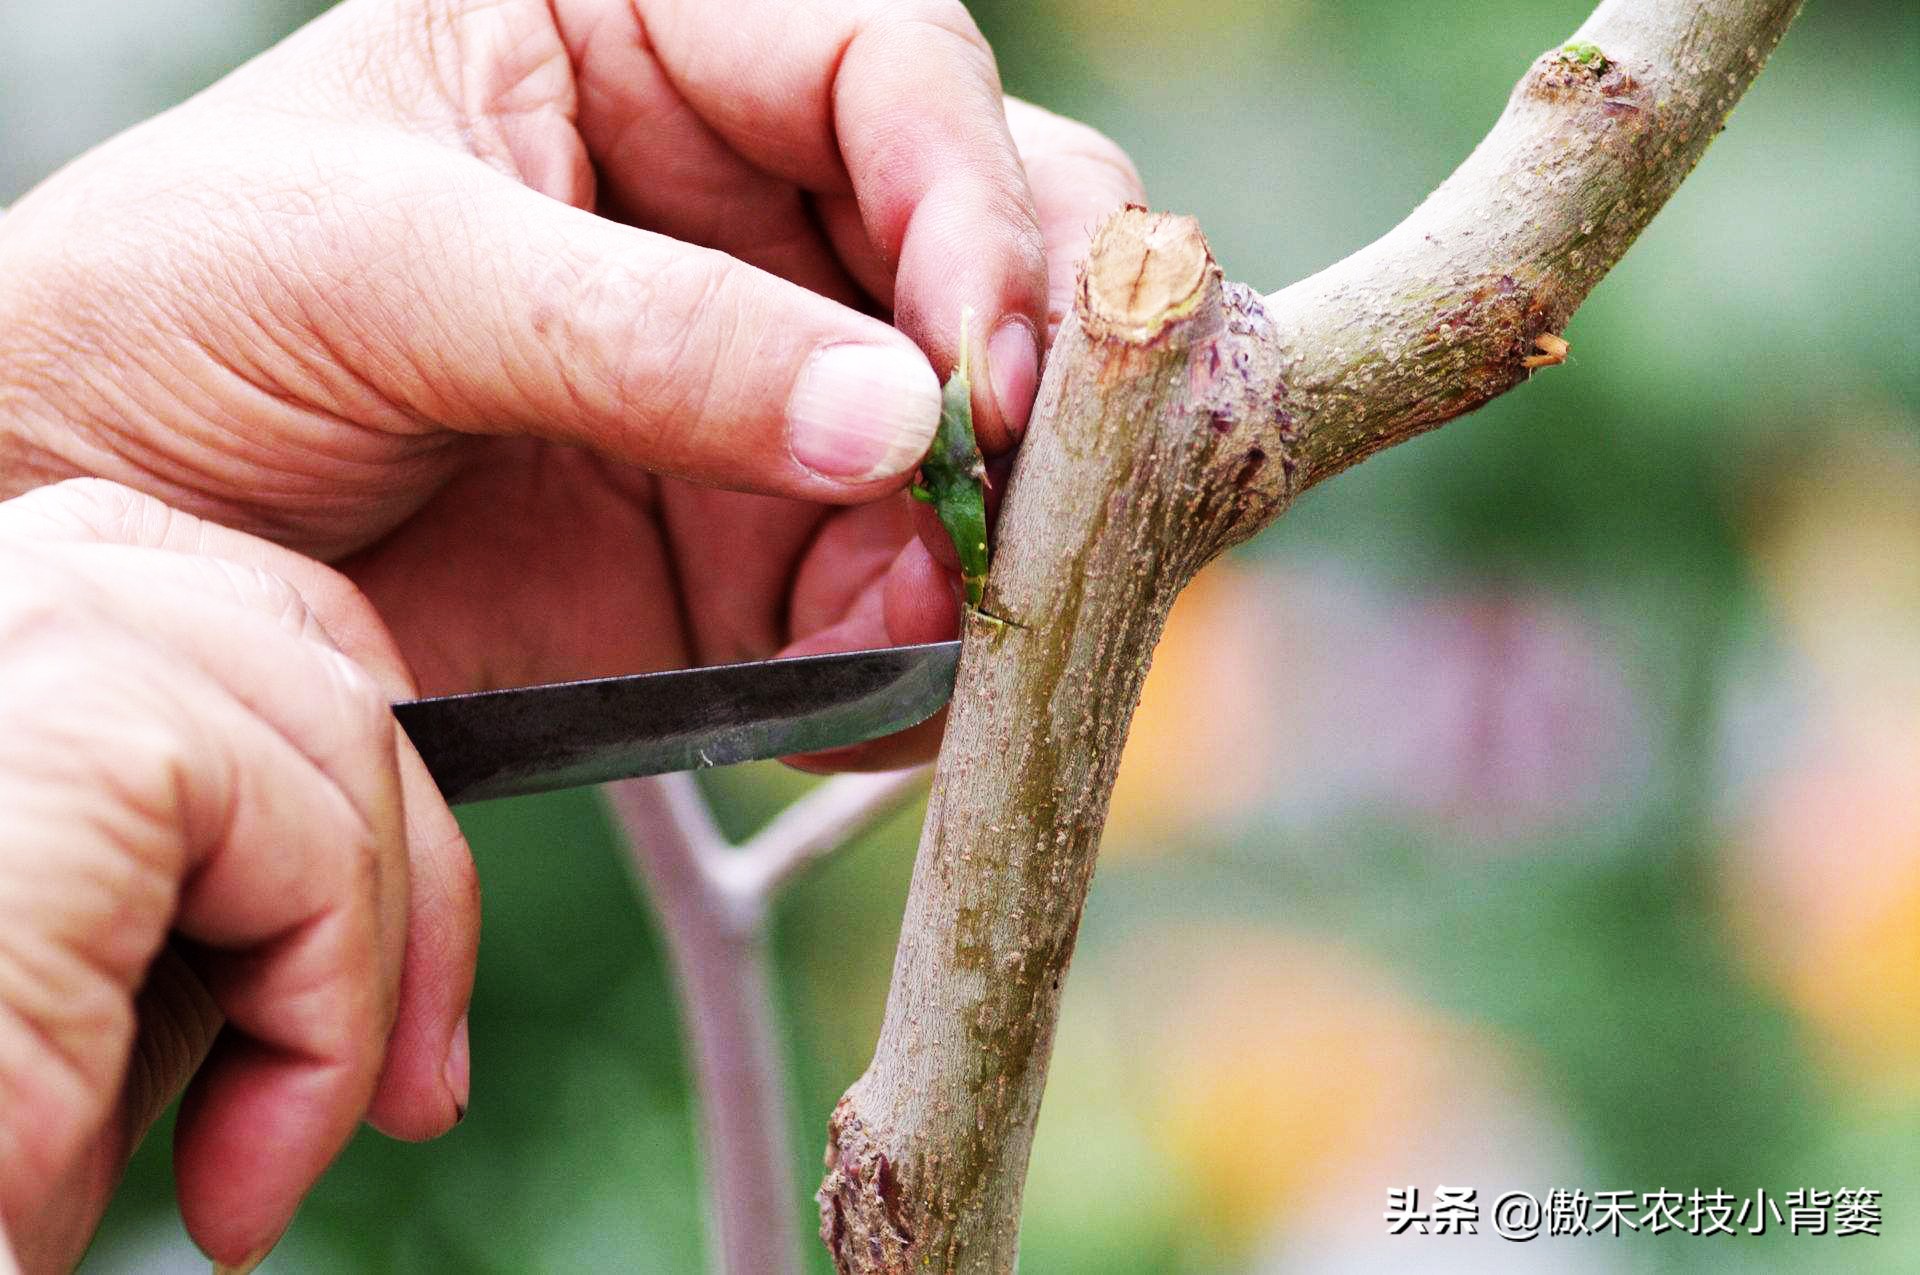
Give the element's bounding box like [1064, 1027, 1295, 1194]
[1129, 930, 1522, 1252]
[1105, 562, 1292, 853]
[1726, 423, 1920, 1091]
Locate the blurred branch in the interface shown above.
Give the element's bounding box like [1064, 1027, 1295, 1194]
[1266, 0, 1806, 494]
[604, 770, 925, 1275]
[818, 0, 1804, 1270]
[607, 775, 799, 1275]
[717, 770, 929, 913]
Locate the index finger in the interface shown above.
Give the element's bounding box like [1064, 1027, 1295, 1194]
[625, 0, 1048, 451]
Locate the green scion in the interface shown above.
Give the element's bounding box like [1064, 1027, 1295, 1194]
[909, 313, 991, 609]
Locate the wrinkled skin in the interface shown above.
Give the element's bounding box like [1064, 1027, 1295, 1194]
[0, 480, 465, 1271]
[0, 0, 1141, 717]
[0, 0, 1142, 1267]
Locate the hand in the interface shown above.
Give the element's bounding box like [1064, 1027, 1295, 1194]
[0, 0, 1144, 765]
[0, 480, 476, 1272]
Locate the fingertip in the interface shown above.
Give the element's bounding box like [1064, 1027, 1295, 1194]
[787, 342, 943, 484]
[883, 538, 962, 646]
[888, 178, 1049, 455]
[445, 1016, 470, 1123]
[368, 749, 478, 1141]
[174, 1036, 357, 1268]
[984, 315, 1040, 446]
[1002, 98, 1149, 345]
[827, 9, 1049, 453]
[364, 1023, 466, 1142]
[910, 497, 960, 572]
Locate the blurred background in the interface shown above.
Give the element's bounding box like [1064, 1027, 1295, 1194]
[6, 0, 1916, 1270]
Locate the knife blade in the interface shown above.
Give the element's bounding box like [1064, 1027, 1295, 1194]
[393, 640, 961, 805]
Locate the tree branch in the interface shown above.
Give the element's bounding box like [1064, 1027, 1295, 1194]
[606, 770, 925, 1274]
[1262, 0, 1804, 496]
[609, 775, 801, 1275]
[715, 770, 929, 918]
[817, 1, 1804, 1269]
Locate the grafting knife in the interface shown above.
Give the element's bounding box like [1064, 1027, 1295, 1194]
[393, 641, 961, 806]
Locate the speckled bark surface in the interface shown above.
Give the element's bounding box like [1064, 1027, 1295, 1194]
[819, 2, 1803, 1269]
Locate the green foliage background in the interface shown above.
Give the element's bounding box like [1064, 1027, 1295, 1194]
[4, 0, 1913, 1270]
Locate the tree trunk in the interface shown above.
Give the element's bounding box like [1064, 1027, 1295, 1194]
[818, 0, 1804, 1269]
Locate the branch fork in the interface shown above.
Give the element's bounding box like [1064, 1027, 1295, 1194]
[603, 769, 926, 1275]
[816, 1, 1803, 1269]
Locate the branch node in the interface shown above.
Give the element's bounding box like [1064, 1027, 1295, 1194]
[819, 1100, 915, 1272]
[1558, 40, 1612, 74]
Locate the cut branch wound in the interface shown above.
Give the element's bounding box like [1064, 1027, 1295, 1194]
[819, 0, 1802, 1270]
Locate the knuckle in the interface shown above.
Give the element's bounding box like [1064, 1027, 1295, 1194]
[850, 0, 998, 88]
[200, 557, 374, 656]
[0, 649, 205, 873]
[160, 553, 333, 649]
[0, 546, 126, 668]
[647, 257, 743, 455]
[1013, 103, 1147, 200]
[0, 548, 71, 648]
[299, 560, 391, 648]
[530, 247, 648, 421]
[885, 0, 991, 56]
[565, 246, 737, 449]
[5, 477, 172, 545]
[221, 560, 317, 634]
[321, 649, 393, 742]
[95, 714, 201, 846]
[344, 812, 392, 931]
[989, 180, 1050, 271]
[649, 252, 738, 382]
[1061, 127, 1146, 199]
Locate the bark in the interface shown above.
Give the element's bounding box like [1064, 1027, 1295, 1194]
[818, 0, 1803, 1270]
[609, 771, 924, 1275]
[612, 776, 802, 1275]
